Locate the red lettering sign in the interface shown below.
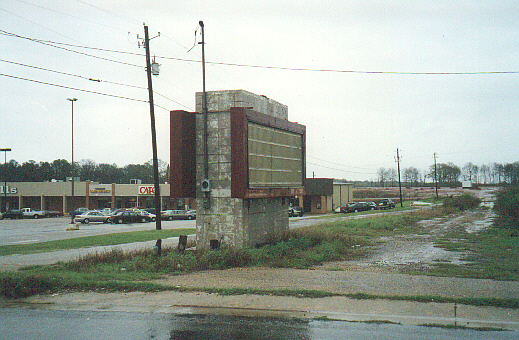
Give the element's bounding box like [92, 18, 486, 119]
[138, 186, 155, 195]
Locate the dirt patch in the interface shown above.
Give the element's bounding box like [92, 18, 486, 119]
[319, 189, 496, 274]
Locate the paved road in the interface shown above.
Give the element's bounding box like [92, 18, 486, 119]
[0, 217, 196, 246]
[1, 308, 515, 340]
[0, 210, 401, 246]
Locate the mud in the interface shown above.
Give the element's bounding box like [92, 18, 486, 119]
[319, 188, 497, 273]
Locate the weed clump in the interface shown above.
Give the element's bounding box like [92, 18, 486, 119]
[0, 273, 59, 298]
[493, 186, 519, 236]
[443, 194, 481, 211]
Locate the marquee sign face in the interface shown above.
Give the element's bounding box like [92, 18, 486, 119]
[247, 122, 303, 189]
[231, 107, 306, 198]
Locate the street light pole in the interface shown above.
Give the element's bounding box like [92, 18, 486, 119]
[0, 148, 11, 213]
[67, 98, 77, 223]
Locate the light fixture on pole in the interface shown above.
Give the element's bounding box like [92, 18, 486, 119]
[67, 98, 77, 224]
[0, 148, 11, 213]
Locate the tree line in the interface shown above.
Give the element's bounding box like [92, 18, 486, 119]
[0, 159, 169, 184]
[375, 162, 519, 187]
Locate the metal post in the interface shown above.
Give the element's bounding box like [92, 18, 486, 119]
[199, 21, 210, 209]
[144, 25, 162, 231]
[1, 148, 11, 213]
[396, 148, 403, 207]
[434, 153, 439, 198]
[67, 98, 77, 223]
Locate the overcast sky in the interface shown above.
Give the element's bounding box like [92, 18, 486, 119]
[2, 1, 518, 181]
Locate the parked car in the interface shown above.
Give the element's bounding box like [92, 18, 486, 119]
[100, 208, 117, 215]
[161, 209, 196, 221]
[343, 202, 370, 213]
[378, 198, 396, 210]
[74, 211, 111, 224]
[144, 208, 157, 215]
[110, 210, 150, 224]
[136, 210, 156, 222]
[288, 206, 304, 217]
[367, 201, 377, 210]
[1, 209, 23, 219]
[70, 207, 88, 218]
[21, 208, 46, 219]
[45, 210, 63, 217]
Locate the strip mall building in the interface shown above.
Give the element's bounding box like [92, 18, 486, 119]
[0, 179, 352, 215]
[0, 182, 182, 213]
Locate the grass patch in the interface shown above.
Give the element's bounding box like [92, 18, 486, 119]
[345, 292, 519, 309]
[421, 224, 519, 281]
[0, 228, 195, 256]
[419, 323, 507, 332]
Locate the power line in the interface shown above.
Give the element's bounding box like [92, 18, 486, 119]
[307, 161, 378, 175]
[307, 155, 374, 170]
[1, 73, 146, 102]
[3, 30, 518, 76]
[0, 59, 193, 110]
[13, 0, 125, 33]
[0, 30, 142, 68]
[0, 73, 175, 112]
[74, 0, 142, 25]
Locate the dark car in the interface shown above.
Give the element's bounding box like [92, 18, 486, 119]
[1, 209, 23, 219]
[378, 198, 396, 210]
[70, 207, 88, 218]
[110, 210, 150, 224]
[344, 202, 370, 213]
[45, 210, 63, 217]
[136, 210, 156, 222]
[367, 201, 377, 210]
[288, 206, 304, 217]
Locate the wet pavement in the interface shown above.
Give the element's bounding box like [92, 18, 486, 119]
[1, 308, 516, 340]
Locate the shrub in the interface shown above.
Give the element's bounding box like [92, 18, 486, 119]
[493, 186, 519, 235]
[443, 194, 481, 211]
[0, 273, 59, 298]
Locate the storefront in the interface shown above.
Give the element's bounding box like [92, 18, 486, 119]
[0, 181, 182, 214]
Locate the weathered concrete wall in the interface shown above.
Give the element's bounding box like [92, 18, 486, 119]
[196, 90, 288, 120]
[195, 90, 290, 249]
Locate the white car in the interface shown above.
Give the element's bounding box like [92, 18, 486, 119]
[74, 211, 111, 224]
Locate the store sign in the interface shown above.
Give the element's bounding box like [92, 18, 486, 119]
[138, 185, 155, 195]
[90, 187, 111, 194]
[0, 186, 17, 194]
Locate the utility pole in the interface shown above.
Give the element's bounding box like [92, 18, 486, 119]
[396, 148, 403, 207]
[1, 148, 11, 213]
[433, 153, 439, 198]
[143, 25, 162, 232]
[199, 20, 211, 209]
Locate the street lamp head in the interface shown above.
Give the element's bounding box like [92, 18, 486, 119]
[0, 148, 11, 152]
[67, 98, 78, 102]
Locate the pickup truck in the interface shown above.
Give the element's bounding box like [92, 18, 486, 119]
[21, 208, 47, 219]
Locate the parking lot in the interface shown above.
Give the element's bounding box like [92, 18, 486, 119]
[0, 217, 196, 246]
